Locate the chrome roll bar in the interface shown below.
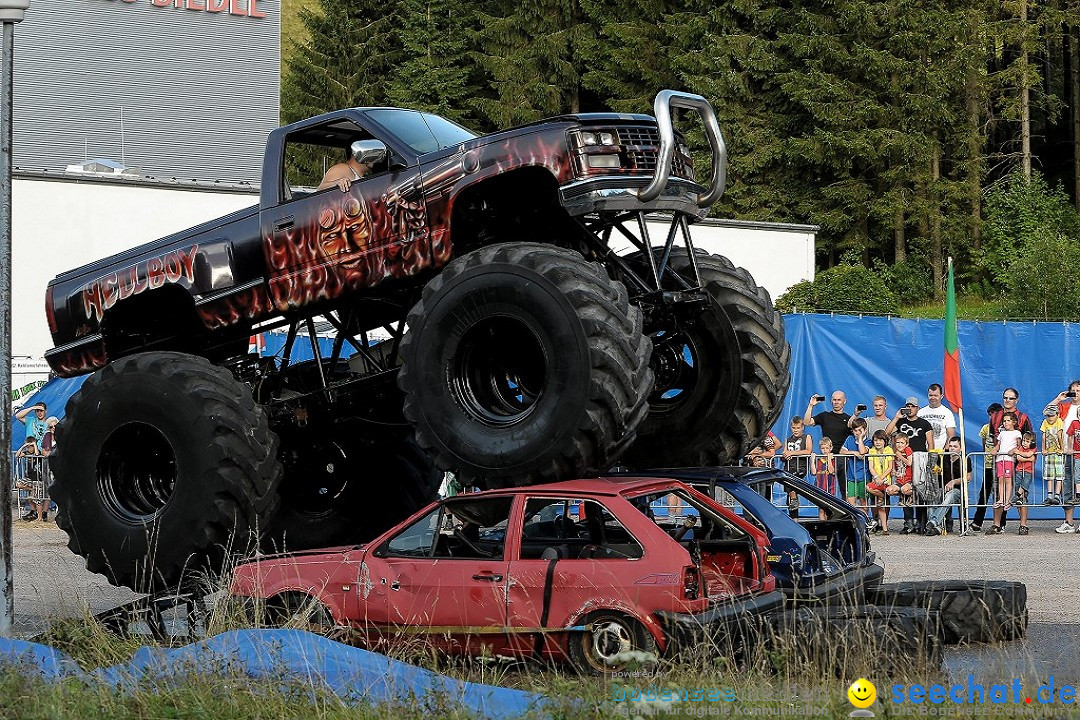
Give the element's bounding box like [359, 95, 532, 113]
[636, 90, 727, 208]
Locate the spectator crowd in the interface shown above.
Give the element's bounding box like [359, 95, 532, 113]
[745, 382, 1080, 537]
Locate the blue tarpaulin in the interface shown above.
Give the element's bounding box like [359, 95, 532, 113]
[260, 331, 356, 362]
[14, 315, 1079, 455]
[9, 375, 88, 451]
[781, 313, 1080, 447]
[0, 629, 553, 719]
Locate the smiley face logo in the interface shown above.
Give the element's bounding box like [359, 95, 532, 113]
[848, 678, 876, 709]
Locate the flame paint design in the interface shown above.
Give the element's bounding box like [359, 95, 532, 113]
[51, 342, 108, 377]
[262, 171, 435, 313]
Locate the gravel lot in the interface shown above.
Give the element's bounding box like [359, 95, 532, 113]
[7, 515, 1078, 679]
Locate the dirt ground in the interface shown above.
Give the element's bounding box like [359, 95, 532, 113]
[6, 516, 1077, 679]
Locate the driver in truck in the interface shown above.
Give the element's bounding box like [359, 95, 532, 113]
[317, 146, 372, 192]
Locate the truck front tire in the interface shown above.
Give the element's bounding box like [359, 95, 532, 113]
[50, 352, 282, 592]
[398, 243, 653, 488]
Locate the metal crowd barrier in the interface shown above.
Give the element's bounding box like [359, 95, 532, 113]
[8, 451, 53, 515]
[771, 451, 964, 524]
[743, 447, 1079, 533]
[963, 450, 1078, 512]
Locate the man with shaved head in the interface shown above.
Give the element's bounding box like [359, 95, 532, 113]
[804, 391, 856, 494]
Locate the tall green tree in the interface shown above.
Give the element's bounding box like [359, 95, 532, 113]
[579, 0, 681, 113]
[473, 0, 594, 126]
[673, 0, 813, 224]
[274, 0, 1080, 304]
[281, 0, 403, 123]
[384, 0, 483, 125]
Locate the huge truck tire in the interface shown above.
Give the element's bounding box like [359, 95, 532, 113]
[866, 580, 1028, 644]
[49, 352, 282, 593]
[265, 432, 441, 552]
[622, 250, 790, 467]
[398, 243, 653, 488]
[769, 604, 943, 675]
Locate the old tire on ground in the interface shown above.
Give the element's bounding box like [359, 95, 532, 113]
[770, 605, 943, 675]
[866, 580, 1028, 644]
[568, 611, 658, 675]
[50, 352, 282, 593]
[265, 431, 441, 552]
[621, 250, 790, 467]
[398, 243, 653, 488]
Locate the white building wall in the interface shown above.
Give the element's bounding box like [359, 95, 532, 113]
[13, 174, 258, 362]
[16, 0, 281, 183]
[608, 217, 817, 302]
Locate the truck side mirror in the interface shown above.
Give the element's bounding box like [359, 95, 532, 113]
[350, 139, 388, 167]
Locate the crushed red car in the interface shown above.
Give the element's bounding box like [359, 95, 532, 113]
[230, 477, 783, 672]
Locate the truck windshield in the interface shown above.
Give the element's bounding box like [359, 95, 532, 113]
[366, 109, 476, 155]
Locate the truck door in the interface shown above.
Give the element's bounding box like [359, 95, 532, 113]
[262, 120, 429, 313]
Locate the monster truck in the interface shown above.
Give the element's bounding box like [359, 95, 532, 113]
[44, 90, 790, 591]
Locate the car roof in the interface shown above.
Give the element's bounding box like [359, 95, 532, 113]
[608, 466, 785, 484]
[458, 475, 696, 500]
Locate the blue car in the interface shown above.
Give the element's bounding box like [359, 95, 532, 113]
[616, 467, 884, 602]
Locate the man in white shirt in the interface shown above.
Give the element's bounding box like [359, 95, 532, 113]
[918, 383, 957, 450]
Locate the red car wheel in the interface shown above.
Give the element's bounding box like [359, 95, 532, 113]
[568, 611, 657, 675]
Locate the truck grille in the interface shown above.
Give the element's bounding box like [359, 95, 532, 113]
[616, 127, 694, 180]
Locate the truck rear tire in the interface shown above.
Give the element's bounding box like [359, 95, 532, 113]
[50, 352, 282, 592]
[265, 432, 441, 551]
[398, 243, 653, 488]
[623, 250, 790, 466]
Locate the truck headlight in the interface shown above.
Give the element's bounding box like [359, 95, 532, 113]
[576, 130, 617, 147]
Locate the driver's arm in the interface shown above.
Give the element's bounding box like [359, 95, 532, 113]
[317, 163, 353, 192]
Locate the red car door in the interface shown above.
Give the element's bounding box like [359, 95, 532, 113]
[505, 496, 654, 656]
[367, 496, 514, 653]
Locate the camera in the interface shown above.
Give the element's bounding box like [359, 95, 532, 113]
[813, 395, 826, 402]
[855, 404, 867, 412]
[1067, 392, 1077, 398]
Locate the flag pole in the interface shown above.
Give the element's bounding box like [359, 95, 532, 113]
[945, 256, 969, 534]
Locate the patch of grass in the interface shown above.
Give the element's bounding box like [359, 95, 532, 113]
[0, 667, 495, 720]
[899, 294, 1007, 321]
[7, 578, 1073, 719]
[35, 614, 144, 670]
[1, 599, 963, 719]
